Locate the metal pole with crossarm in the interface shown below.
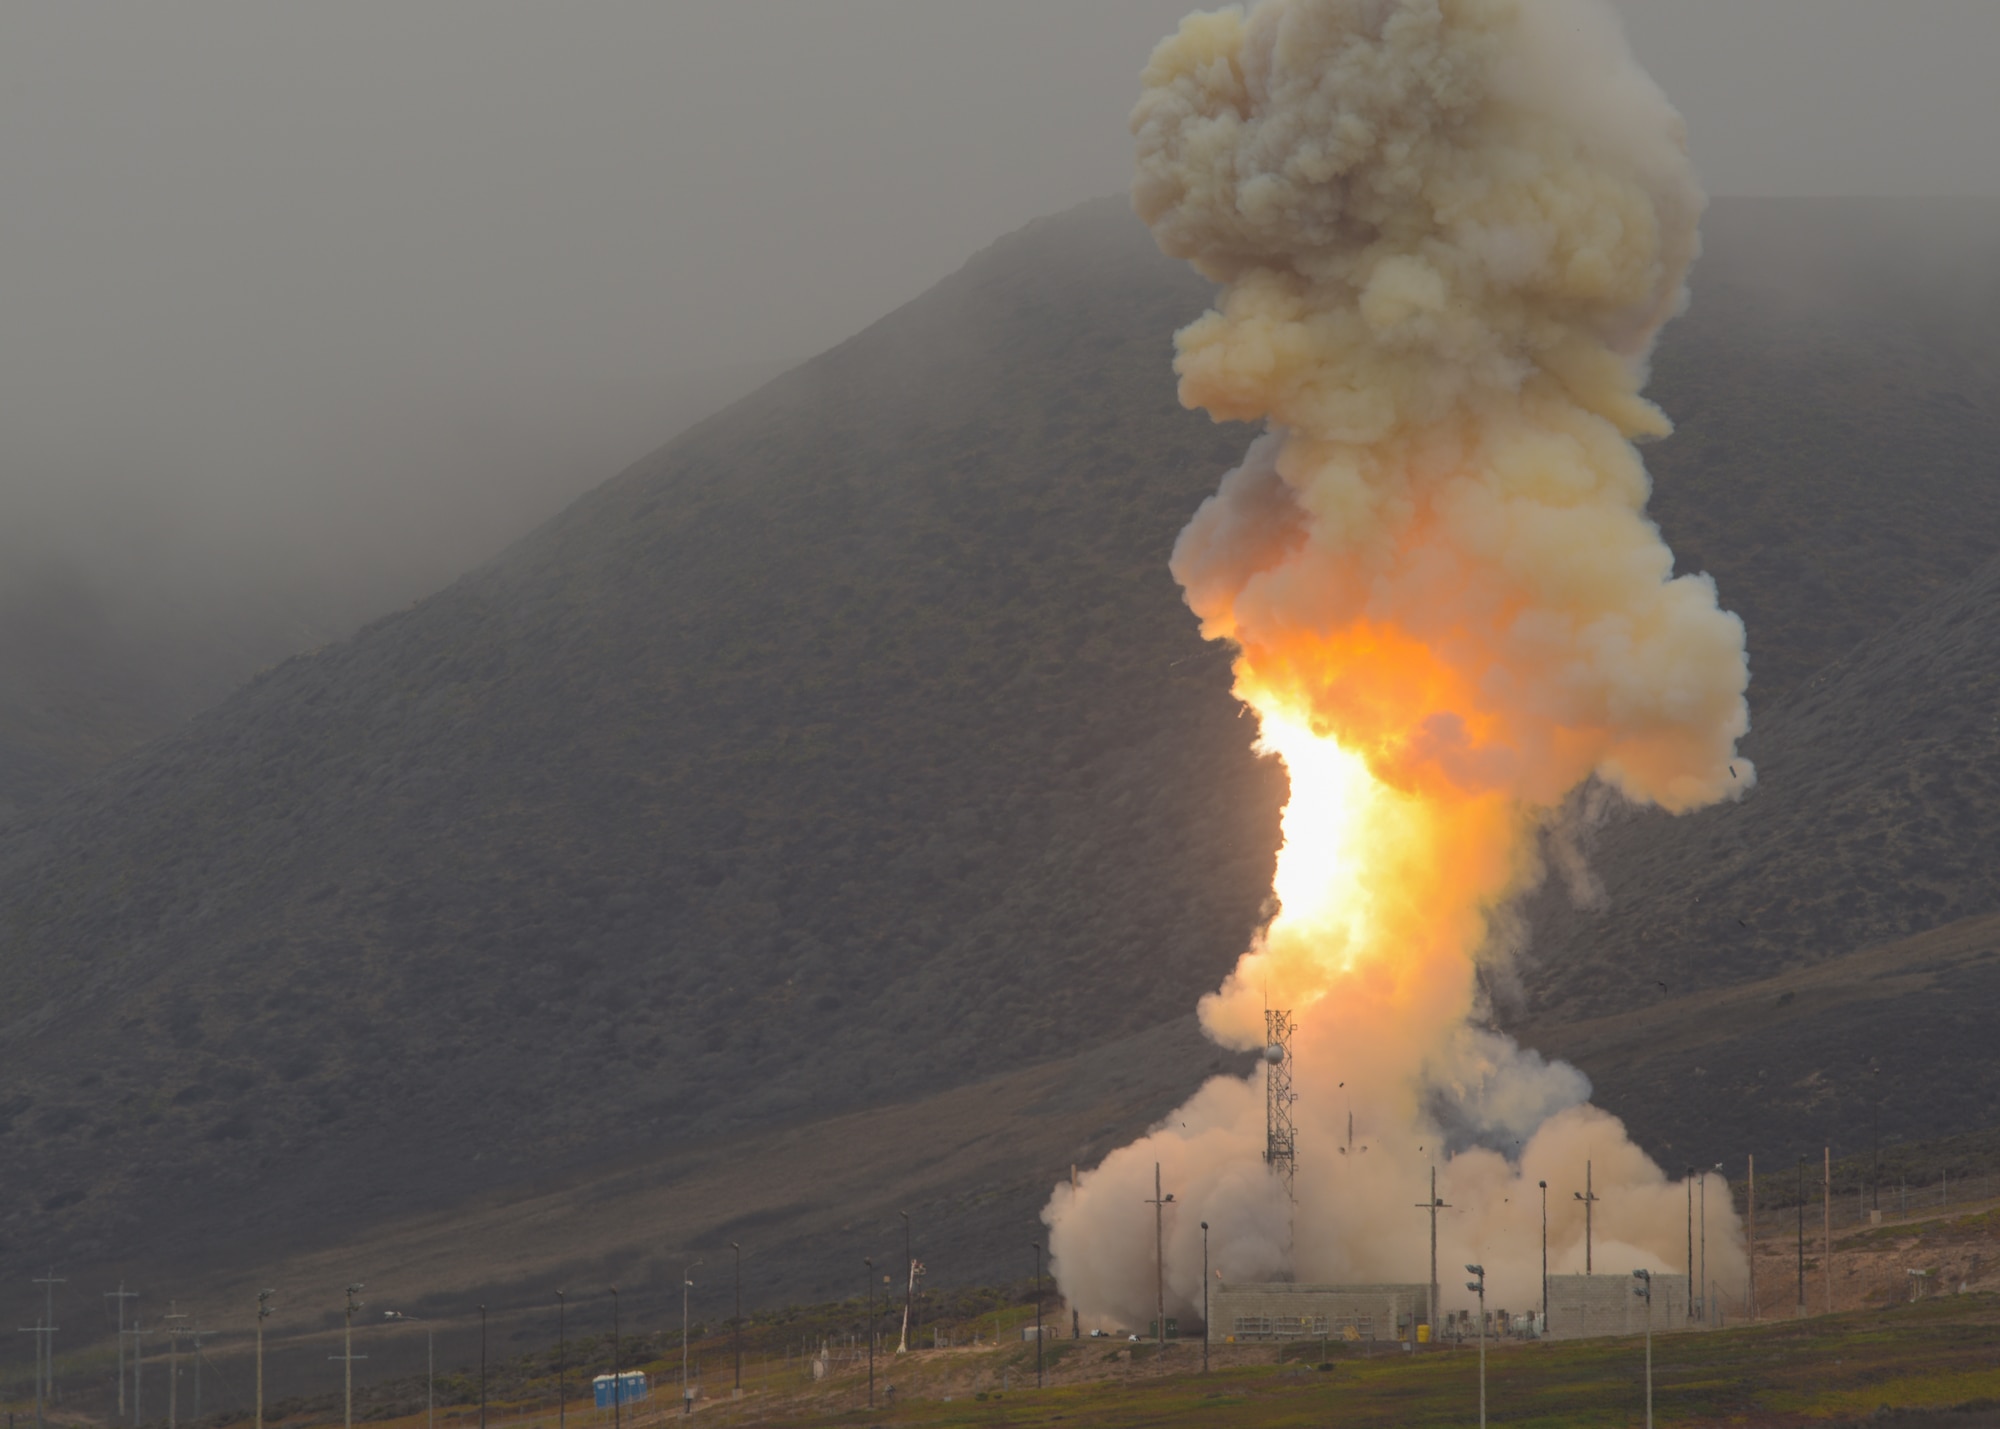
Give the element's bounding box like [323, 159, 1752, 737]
[1147, 1164, 1175, 1349]
[1575, 1162, 1599, 1275]
[1417, 1168, 1451, 1339]
[1465, 1265, 1486, 1429]
[107, 1285, 137, 1420]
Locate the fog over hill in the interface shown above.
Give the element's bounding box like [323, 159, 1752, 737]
[0, 358, 788, 814]
[0, 196, 1997, 1337]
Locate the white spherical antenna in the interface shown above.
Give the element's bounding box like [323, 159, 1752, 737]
[1263, 1042, 1285, 1064]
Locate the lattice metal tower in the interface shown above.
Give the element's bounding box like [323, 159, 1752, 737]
[1263, 1008, 1298, 1202]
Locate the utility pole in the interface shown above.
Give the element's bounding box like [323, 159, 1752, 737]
[34, 1270, 64, 1424]
[130, 1318, 146, 1424]
[1574, 1161, 1599, 1274]
[556, 1292, 565, 1429]
[1200, 1221, 1210, 1375]
[14, 1321, 48, 1429]
[1146, 1163, 1175, 1349]
[107, 1284, 138, 1420]
[1632, 1270, 1654, 1429]
[192, 1316, 204, 1418]
[733, 1240, 744, 1394]
[1748, 1155, 1758, 1320]
[606, 1290, 618, 1429]
[1464, 1264, 1487, 1429]
[862, 1258, 874, 1410]
[481, 1303, 491, 1429]
[256, 1292, 273, 1429]
[1823, 1147, 1833, 1316]
[164, 1304, 188, 1429]
[1417, 1167, 1451, 1340]
[332, 1286, 366, 1429]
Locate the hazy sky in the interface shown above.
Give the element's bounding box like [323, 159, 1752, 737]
[0, 0, 1995, 697]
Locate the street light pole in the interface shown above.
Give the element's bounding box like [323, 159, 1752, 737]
[1464, 1265, 1487, 1429]
[1633, 1269, 1653, 1429]
[1200, 1222, 1210, 1375]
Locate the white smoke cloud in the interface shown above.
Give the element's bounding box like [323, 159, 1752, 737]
[1045, 0, 1751, 1329]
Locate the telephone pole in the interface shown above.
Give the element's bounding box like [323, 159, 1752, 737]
[163, 1304, 189, 1429]
[14, 1320, 50, 1429]
[1415, 1167, 1451, 1340]
[1823, 1147, 1833, 1315]
[107, 1285, 138, 1420]
[34, 1270, 64, 1422]
[1574, 1161, 1600, 1274]
[1146, 1164, 1175, 1348]
[331, 1286, 367, 1429]
[129, 1318, 147, 1423]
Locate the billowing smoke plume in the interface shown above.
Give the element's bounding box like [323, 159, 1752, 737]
[1046, 0, 1751, 1328]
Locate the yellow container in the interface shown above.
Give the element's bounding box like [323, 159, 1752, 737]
[1416, 1324, 1431, 1344]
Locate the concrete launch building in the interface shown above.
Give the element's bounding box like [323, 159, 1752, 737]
[1544, 1273, 1695, 1340]
[1209, 1282, 1430, 1344]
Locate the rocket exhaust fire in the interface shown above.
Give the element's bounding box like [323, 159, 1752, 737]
[1045, 0, 1753, 1331]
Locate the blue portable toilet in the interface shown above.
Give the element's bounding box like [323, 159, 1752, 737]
[592, 1371, 649, 1407]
